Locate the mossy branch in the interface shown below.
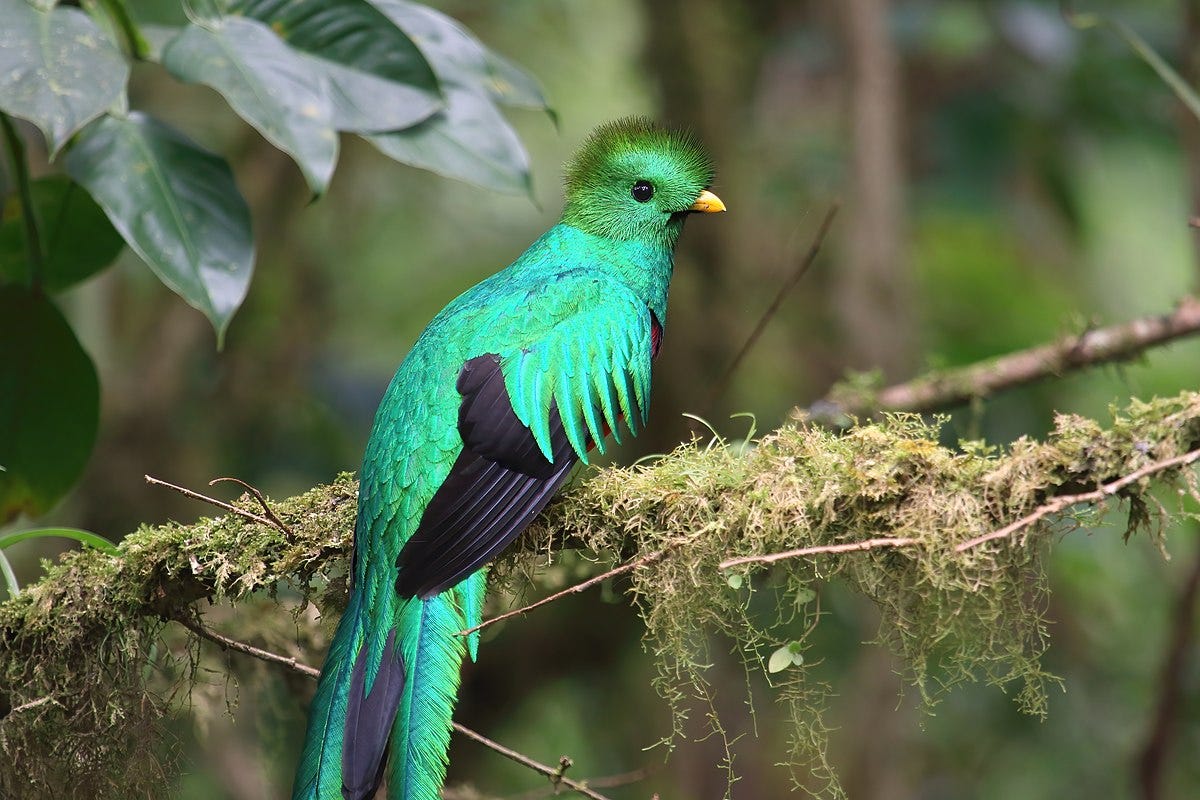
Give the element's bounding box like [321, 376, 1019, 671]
[3, 392, 1200, 797]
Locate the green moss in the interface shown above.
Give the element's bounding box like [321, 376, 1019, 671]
[2, 395, 1199, 798]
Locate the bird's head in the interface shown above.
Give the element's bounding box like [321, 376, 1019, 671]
[561, 117, 724, 246]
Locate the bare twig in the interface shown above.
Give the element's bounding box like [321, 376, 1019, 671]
[814, 295, 1200, 419]
[707, 203, 839, 408]
[177, 614, 615, 800]
[452, 725, 613, 800]
[459, 549, 670, 638]
[508, 764, 658, 800]
[174, 612, 318, 679]
[145, 474, 278, 532]
[719, 537, 919, 570]
[209, 476, 295, 537]
[956, 447, 1200, 552]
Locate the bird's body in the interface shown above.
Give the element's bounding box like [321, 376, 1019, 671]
[293, 118, 723, 800]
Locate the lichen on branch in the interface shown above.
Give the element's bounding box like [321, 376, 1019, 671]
[2, 392, 1199, 798]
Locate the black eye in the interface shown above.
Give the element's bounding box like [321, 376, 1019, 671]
[631, 180, 654, 203]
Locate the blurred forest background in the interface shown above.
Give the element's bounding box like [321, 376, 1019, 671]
[5, 0, 1200, 797]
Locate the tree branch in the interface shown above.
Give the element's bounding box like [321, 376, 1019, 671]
[813, 295, 1200, 420]
[716, 446, 1200, 570]
[954, 446, 1200, 552]
[6, 392, 1200, 797]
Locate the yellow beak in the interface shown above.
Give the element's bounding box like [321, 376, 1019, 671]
[689, 189, 726, 213]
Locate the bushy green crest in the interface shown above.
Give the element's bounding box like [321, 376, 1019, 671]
[561, 117, 716, 243]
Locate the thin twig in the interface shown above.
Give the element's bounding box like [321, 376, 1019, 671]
[504, 764, 658, 800]
[459, 548, 670, 638]
[719, 537, 918, 570]
[956, 447, 1200, 552]
[174, 612, 318, 679]
[177, 614, 616, 800]
[707, 203, 840, 409]
[813, 295, 1200, 420]
[451, 723, 614, 800]
[145, 474, 278, 531]
[209, 476, 295, 537]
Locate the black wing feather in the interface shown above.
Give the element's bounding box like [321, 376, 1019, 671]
[455, 353, 558, 478]
[341, 627, 404, 800]
[396, 354, 577, 599]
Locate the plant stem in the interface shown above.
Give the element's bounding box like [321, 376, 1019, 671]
[93, 0, 148, 60]
[0, 113, 44, 290]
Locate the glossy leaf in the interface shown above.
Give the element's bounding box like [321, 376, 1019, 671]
[0, 285, 99, 521]
[0, 175, 125, 290]
[366, 0, 546, 195]
[0, 0, 130, 154]
[66, 113, 254, 345]
[230, 0, 441, 131]
[162, 17, 340, 193]
[369, 87, 530, 195]
[370, 0, 548, 110]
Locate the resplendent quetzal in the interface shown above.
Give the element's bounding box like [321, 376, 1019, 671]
[293, 117, 724, 800]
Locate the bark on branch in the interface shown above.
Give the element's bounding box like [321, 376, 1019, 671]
[812, 295, 1200, 422]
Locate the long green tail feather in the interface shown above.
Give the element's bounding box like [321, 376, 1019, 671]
[293, 591, 365, 800]
[459, 569, 487, 663]
[387, 592, 469, 800]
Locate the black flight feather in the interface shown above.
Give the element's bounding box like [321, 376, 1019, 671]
[396, 354, 577, 599]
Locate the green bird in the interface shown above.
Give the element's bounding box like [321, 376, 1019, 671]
[292, 117, 724, 800]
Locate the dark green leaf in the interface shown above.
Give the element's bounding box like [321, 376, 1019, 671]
[0, 175, 125, 290]
[0, 285, 98, 521]
[162, 17, 340, 192]
[65, 113, 254, 345]
[368, 88, 530, 195]
[0, 0, 130, 154]
[231, 0, 441, 131]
